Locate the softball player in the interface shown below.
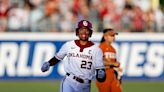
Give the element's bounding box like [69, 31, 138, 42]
[96, 28, 123, 92]
[41, 20, 106, 92]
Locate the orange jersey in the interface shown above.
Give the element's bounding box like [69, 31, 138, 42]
[100, 42, 117, 64]
[96, 42, 122, 92]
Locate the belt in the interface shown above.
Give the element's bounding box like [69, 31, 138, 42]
[66, 73, 91, 84]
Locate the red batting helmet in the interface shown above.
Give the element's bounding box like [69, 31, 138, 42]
[76, 20, 93, 37]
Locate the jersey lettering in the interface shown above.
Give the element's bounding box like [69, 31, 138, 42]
[81, 60, 92, 70]
[67, 53, 92, 60]
[104, 52, 116, 59]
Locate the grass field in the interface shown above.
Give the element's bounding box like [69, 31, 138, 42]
[0, 80, 164, 92]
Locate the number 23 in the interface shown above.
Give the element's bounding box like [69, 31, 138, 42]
[81, 61, 92, 70]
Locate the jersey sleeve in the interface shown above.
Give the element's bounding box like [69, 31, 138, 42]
[55, 42, 69, 60]
[94, 47, 104, 69]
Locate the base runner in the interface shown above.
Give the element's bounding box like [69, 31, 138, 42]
[41, 20, 106, 92]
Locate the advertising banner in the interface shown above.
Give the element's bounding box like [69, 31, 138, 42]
[0, 33, 163, 80]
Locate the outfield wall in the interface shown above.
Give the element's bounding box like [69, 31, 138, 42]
[0, 32, 163, 80]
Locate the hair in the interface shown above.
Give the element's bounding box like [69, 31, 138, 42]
[100, 28, 114, 43]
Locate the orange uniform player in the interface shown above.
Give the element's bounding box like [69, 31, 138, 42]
[96, 28, 122, 92]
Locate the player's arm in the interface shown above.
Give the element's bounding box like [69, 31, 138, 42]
[96, 68, 106, 82]
[95, 47, 106, 82]
[104, 58, 120, 67]
[48, 56, 60, 66]
[41, 42, 69, 72]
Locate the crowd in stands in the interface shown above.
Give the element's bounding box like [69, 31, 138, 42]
[0, 0, 164, 32]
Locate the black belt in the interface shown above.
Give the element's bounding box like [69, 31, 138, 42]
[66, 73, 91, 83]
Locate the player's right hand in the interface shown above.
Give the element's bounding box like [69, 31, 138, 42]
[41, 62, 50, 72]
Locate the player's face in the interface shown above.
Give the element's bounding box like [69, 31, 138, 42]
[104, 31, 116, 43]
[78, 27, 90, 41]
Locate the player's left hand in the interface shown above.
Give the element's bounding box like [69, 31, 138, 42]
[41, 62, 50, 72]
[114, 67, 123, 80]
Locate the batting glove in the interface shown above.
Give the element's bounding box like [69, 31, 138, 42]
[41, 62, 50, 72]
[97, 69, 105, 79]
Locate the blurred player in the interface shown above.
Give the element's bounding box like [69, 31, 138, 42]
[96, 28, 123, 92]
[41, 20, 106, 92]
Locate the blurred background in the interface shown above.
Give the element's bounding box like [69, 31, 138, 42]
[0, 0, 164, 92]
[0, 0, 164, 32]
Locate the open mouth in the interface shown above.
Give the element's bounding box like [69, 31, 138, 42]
[82, 34, 87, 38]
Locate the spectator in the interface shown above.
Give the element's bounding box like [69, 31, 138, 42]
[0, 0, 10, 32]
[121, 4, 134, 32]
[131, 6, 144, 32]
[29, 0, 44, 32]
[58, 0, 74, 32]
[36, 0, 60, 32]
[143, 9, 156, 32]
[8, 1, 31, 32]
[2, 0, 164, 33]
[154, 7, 164, 32]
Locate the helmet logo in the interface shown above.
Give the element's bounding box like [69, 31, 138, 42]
[83, 21, 88, 26]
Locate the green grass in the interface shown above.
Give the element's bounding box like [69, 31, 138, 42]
[0, 80, 164, 92]
[122, 80, 164, 92]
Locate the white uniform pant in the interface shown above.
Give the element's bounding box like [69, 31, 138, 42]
[60, 76, 91, 92]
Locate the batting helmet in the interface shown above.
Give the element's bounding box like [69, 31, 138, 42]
[76, 20, 93, 37]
